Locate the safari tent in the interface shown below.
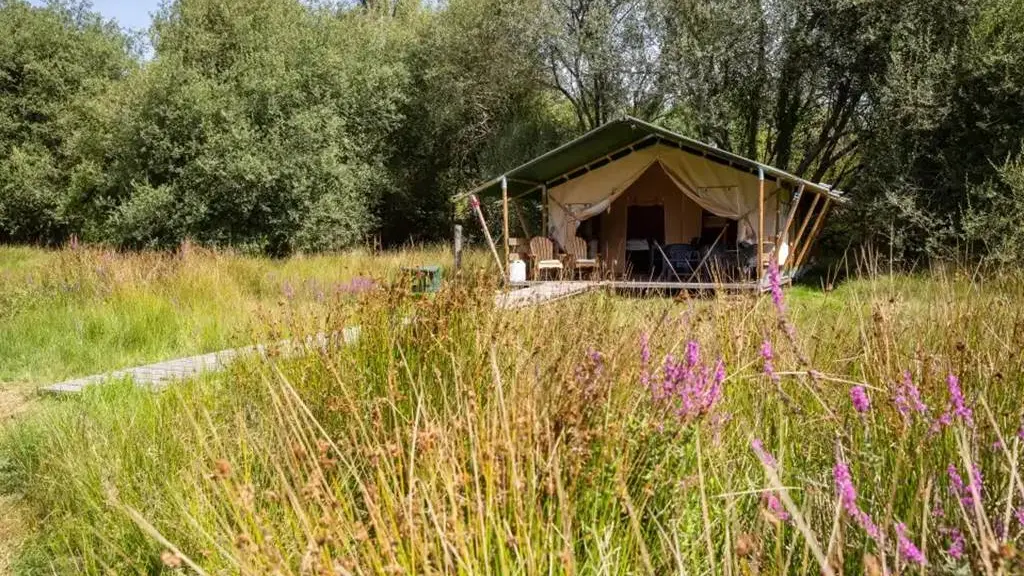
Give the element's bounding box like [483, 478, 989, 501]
[460, 117, 843, 289]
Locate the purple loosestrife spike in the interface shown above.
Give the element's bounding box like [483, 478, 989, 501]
[1017, 423, 1024, 441]
[946, 528, 965, 559]
[751, 438, 777, 469]
[947, 465, 974, 508]
[764, 492, 791, 522]
[833, 461, 881, 541]
[896, 523, 927, 565]
[894, 370, 928, 421]
[946, 373, 974, 427]
[760, 340, 780, 384]
[850, 386, 871, 414]
[1015, 508, 1024, 527]
[685, 340, 700, 368]
[767, 258, 785, 314]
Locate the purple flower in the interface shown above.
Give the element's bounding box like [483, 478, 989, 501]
[1017, 423, 1024, 442]
[894, 370, 928, 420]
[833, 461, 880, 540]
[647, 344, 726, 423]
[751, 438, 777, 469]
[760, 340, 779, 384]
[947, 464, 976, 509]
[896, 522, 927, 565]
[1015, 507, 1024, 527]
[850, 386, 871, 414]
[685, 340, 700, 368]
[947, 374, 973, 426]
[764, 492, 791, 523]
[946, 528, 964, 559]
[767, 259, 785, 315]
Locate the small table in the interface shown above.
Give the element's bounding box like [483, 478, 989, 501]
[401, 265, 443, 293]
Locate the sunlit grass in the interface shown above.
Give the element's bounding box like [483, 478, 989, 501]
[0, 244, 480, 386]
[2, 247, 1024, 574]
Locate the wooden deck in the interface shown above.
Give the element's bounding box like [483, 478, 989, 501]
[495, 281, 601, 309]
[508, 279, 771, 292]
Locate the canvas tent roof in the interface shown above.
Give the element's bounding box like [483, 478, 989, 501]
[458, 116, 844, 202]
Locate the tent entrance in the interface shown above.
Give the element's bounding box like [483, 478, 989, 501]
[626, 205, 664, 276]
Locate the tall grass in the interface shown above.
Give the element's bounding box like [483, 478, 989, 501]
[3, 260, 1024, 574]
[0, 244, 477, 386]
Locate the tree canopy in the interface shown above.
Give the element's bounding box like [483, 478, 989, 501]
[1, 0, 1023, 261]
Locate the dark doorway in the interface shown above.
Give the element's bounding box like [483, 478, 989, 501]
[626, 205, 665, 276]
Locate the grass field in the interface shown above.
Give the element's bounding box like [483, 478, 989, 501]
[0, 244, 474, 387]
[1, 246, 1023, 574]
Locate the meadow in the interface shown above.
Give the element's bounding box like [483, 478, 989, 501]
[0, 246, 1023, 575]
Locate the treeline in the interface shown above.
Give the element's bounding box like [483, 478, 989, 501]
[1, 0, 1023, 260]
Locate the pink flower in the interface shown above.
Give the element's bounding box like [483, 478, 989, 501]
[761, 340, 779, 384]
[767, 259, 785, 314]
[751, 438, 777, 469]
[947, 374, 973, 426]
[896, 522, 926, 565]
[833, 461, 880, 541]
[763, 492, 791, 522]
[894, 370, 928, 420]
[945, 527, 964, 559]
[850, 386, 871, 414]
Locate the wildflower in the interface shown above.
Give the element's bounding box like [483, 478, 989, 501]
[945, 527, 965, 559]
[850, 385, 871, 414]
[761, 340, 779, 384]
[946, 374, 973, 426]
[893, 370, 928, 420]
[648, 344, 726, 423]
[833, 461, 881, 540]
[751, 438, 777, 469]
[1018, 423, 1024, 441]
[1015, 507, 1024, 527]
[895, 522, 927, 565]
[767, 259, 785, 315]
[947, 464, 976, 509]
[763, 492, 791, 523]
[685, 340, 700, 368]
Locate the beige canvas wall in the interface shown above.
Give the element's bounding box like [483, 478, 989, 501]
[595, 163, 704, 274]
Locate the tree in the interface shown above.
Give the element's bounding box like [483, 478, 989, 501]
[0, 0, 132, 243]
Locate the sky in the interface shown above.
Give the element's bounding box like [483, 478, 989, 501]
[88, 0, 161, 30]
[31, 0, 162, 31]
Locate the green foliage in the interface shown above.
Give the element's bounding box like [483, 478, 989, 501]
[0, 0, 132, 243]
[2, 0, 1024, 261]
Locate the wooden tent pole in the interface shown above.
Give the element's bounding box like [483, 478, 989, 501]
[757, 167, 765, 285]
[469, 194, 506, 281]
[541, 185, 548, 238]
[776, 184, 804, 248]
[501, 176, 510, 267]
[789, 193, 821, 267]
[793, 198, 832, 270]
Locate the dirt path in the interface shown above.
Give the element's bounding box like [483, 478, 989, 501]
[0, 384, 36, 575]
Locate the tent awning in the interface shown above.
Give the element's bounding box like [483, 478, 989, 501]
[456, 116, 846, 203]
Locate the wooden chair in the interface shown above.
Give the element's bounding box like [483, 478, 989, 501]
[565, 236, 599, 278]
[528, 237, 564, 280]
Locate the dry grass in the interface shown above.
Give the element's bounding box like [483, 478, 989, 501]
[1, 248, 1023, 574]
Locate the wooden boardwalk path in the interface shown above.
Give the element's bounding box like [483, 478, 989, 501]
[42, 283, 597, 395]
[42, 328, 361, 395]
[494, 281, 599, 309]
